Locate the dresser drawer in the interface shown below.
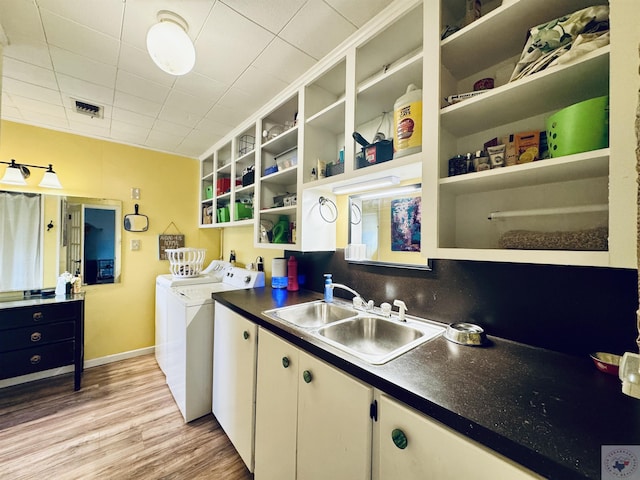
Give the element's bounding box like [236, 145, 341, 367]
[0, 302, 80, 330]
[0, 341, 75, 380]
[0, 321, 75, 352]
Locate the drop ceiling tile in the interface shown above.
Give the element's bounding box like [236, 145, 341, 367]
[110, 120, 150, 142]
[2, 77, 63, 106]
[1, 104, 22, 120]
[40, 10, 120, 65]
[50, 46, 117, 88]
[174, 141, 209, 158]
[215, 88, 264, 122]
[8, 94, 66, 119]
[19, 109, 70, 130]
[193, 2, 274, 85]
[115, 70, 170, 104]
[37, 0, 125, 38]
[279, 1, 356, 60]
[56, 73, 115, 106]
[146, 129, 183, 151]
[173, 73, 228, 104]
[151, 118, 192, 137]
[163, 89, 215, 118]
[111, 107, 156, 129]
[67, 118, 111, 138]
[196, 116, 236, 137]
[251, 38, 316, 84]
[156, 104, 201, 129]
[324, 0, 394, 28]
[117, 43, 176, 88]
[2, 57, 58, 90]
[233, 65, 288, 102]
[221, 0, 306, 34]
[205, 102, 250, 127]
[2, 36, 53, 70]
[0, 0, 46, 43]
[114, 91, 163, 118]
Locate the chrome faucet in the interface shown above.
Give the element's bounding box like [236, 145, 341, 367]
[329, 283, 374, 311]
[393, 299, 408, 322]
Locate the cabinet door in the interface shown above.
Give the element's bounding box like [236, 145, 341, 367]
[212, 302, 258, 472]
[374, 394, 542, 480]
[254, 328, 299, 480]
[297, 350, 372, 480]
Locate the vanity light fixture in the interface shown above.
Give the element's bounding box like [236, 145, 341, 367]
[0, 159, 63, 189]
[355, 184, 420, 200]
[146, 10, 195, 76]
[332, 175, 400, 195]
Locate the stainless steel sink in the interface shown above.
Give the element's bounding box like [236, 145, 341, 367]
[314, 316, 444, 365]
[263, 300, 357, 328]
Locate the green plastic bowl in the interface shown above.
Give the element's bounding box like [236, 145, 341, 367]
[546, 95, 609, 158]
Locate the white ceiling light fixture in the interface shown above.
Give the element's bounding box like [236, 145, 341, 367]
[0, 159, 63, 189]
[332, 176, 400, 195]
[146, 10, 196, 76]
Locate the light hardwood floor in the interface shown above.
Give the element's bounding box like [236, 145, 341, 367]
[0, 354, 252, 480]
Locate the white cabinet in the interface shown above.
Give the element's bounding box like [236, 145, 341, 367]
[422, 0, 635, 267]
[373, 393, 542, 480]
[212, 302, 258, 471]
[254, 328, 373, 480]
[254, 328, 299, 480]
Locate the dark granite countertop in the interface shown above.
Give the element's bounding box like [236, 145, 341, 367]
[213, 287, 640, 480]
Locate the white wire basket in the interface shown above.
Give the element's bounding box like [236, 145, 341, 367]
[166, 248, 206, 278]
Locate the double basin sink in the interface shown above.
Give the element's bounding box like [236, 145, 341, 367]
[263, 300, 444, 365]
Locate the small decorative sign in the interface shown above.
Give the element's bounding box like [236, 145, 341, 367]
[158, 234, 185, 260]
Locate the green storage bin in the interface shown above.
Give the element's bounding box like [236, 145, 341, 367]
[234, 202, 253, 221]
[546, 95, 609, 158]
[217, 207, 230, 223]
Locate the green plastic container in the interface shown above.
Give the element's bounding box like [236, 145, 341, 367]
[546, 95, 609, 158]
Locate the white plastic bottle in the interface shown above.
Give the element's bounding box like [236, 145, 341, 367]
[324, 274, 333, 303]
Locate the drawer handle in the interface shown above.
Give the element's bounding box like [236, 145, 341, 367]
[30, 332, 42, 342]
[33, 312, 44, 321]
[243, 331, 250, 340]
[302, 370, 312, 383]
[391, 428, 408, 449]
[282, 356, 290, 368]
[30, 354, 42, 365]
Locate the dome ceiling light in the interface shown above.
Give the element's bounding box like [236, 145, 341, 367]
[146, 10, 196, 76]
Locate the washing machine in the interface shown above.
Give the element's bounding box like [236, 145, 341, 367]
[155, 260, 231, 374]
[164, 266, 265, 422]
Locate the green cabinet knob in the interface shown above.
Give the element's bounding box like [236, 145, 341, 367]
[243, 330, 249, 340]
[302, 370, 312, 383]
[391, 428, 408, 449]
[282, 356, 290, 368]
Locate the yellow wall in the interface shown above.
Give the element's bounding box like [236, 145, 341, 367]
[1, 120, 220, 360]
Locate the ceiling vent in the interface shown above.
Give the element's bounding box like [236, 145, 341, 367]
[74, 100, 103, 119]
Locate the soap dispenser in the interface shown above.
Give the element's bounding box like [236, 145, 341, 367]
[324, 274, 333, 303]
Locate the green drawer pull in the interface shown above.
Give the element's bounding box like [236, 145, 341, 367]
[302, 370, 312, 383]
[282, 356, 290, 368]
[30, 332, 42, 342]
[30, 354, 41, 365]
[243, 331, 249, 340]
[33, 312, 44, 321]
[392, 428, 408, 449]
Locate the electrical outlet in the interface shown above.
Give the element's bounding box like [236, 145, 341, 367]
[131, 187, 140, 200]
[131, 239, 141, 251]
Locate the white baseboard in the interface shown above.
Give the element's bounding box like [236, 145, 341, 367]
[0, 346, 156, 389]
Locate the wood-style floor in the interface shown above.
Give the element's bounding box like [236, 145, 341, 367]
[0, 354, 252, 480]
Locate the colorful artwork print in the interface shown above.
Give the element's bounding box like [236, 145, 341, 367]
[391, 197, 421, 252]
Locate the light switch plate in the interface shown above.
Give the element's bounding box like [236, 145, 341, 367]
[131, 187, 140, 200]
[131, 239, 140, 251]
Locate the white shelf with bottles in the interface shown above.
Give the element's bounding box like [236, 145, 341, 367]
[420, 0, 635, 268]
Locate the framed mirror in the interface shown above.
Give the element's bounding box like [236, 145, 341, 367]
[347, 183, 431, 270]
[0, 190, 122, 294]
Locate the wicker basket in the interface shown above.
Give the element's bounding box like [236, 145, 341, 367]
[166, 248, 206, 278]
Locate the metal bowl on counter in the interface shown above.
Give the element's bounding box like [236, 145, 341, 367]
[444, 322, 487, 346]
